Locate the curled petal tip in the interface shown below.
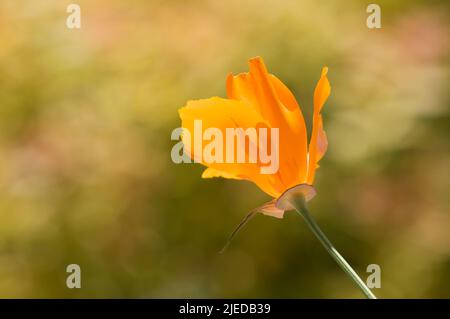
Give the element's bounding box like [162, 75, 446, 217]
[321, 66, 329, 76]
[249, 56, 263, 62]
[249, 56, 266, 70]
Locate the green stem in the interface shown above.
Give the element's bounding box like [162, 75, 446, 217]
[289, 194, 377, 299]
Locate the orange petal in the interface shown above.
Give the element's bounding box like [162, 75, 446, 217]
[227, 57, 309, 188]
[268, 74, 300, 112]
[179, 97, 285, 197]
[247, 57, 286, 128]
[269, 74, 309, 184]
[201, 167, 242, 180]
[307, 67, 330, 184]
[226, 72, 258, 108]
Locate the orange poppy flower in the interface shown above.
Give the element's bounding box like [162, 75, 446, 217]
[179, 65, 378, 299]
[179, 57, 330, 218]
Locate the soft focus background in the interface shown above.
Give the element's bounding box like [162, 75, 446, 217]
[0, 0, 449, 298]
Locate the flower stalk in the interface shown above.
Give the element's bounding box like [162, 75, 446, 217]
[288, 194, 377, 299]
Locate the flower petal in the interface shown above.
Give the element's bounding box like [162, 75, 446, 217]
[226, 57, 309, 188]
[201, 167, 242, 179]
[307, 67, 330, 184]
[179, 97, 284, 197]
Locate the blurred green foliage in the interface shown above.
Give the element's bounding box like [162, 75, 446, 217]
[0, 0, 449, 298]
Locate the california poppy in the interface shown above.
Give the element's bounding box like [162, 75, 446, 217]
[179, 57, 377, 298]
[179, 56, 330, 217]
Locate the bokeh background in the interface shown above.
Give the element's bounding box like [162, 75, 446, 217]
[0, 0, 449, 298]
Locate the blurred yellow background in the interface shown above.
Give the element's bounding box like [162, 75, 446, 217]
[0, 0, 449, 298]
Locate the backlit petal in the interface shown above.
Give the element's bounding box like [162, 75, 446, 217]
[179, 97, 284, 197]
[307, 67, 330, 184]
[226, 57, 309, 189]
[201, 167, 242, 180]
